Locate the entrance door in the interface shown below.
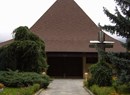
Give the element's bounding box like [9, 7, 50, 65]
[47, 57, 83, 78]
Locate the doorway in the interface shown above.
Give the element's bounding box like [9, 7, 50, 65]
[47, 57, 83, 78]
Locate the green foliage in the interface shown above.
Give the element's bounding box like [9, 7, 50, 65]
[107, 52, 130, 85]
[89, 61, 112, 86]
[100, 0, 130, 38]
[87, 48, 130, 94]
[95, 49, 130, 85]
[89, 85, 116, 95]
[100, 0, 130, 52]
[0, 26, 48, 73]
[83, 80, 88, 87]
[116, 84, 130, 94]
[13, 26, 40, 41]
[0, 84, 40, 95]
[0, 46, 16, 70]
[0, 71, 51, 88]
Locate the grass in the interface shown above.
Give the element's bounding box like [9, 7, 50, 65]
[89, 85, 116, 95]
[0, 84, 40, 95]
[88, 84, 130, 95]
[84, 78, 130, 95]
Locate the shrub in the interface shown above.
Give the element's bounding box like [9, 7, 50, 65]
[90, 85, 116, 95]
[0, 71, 51, 88]
[40, 74, 52, 89]
[83, 80, 87, 87]
[0, 84, 40, 95]
[116, 84, 130, 94]
[0, 26, 48, 73]
[40, 79, 50, 89]
[89, 61, 112, 86]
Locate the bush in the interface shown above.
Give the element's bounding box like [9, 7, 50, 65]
[0, 71, 51, 88]
[40, 79, 50, 89]
[40, 74, 51, 89]
[89, 61, 112, 86]
[116, 84, 130, 94]
[83, 80, 87, 87]
[90, 85, 116, 95]
[0, 26, 48, 73]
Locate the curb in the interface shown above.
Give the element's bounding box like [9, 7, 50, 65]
[84, 86, 95, 95]
[34, 89, 44, 95]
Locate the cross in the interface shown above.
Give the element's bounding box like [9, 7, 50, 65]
[89, 30, 114, 62]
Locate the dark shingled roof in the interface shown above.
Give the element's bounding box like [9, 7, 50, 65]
[0, 0, 126, 52]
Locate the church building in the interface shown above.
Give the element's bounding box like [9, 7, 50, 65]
[0, 0, 126, 78]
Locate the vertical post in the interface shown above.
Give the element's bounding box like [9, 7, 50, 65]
[98, 31, 105, 43]
[126, 37, 130, 52]
[98, 31, 105, 62]
[98, 31, 105, 51]
[83, 55, 86, 78]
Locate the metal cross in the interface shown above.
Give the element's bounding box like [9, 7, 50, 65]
[89, 30, 114, 61]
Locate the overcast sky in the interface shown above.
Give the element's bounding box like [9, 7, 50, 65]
[0, 0, 126, 43]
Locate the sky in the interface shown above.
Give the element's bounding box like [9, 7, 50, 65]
[0, 0, 126, 43]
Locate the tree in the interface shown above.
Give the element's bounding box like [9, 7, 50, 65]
[0, 26, 48, 73]
[100, 0, 130, 50]
[88, 1, 130, 87]
[99, 0, 130, 84]
[101, 0, 130, 37]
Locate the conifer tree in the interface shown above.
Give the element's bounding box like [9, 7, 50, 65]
[101, 0, 130, 37]
[99, 0, 130, 85]
[100, 0, 130, 50]
[0, 26, 48, 73]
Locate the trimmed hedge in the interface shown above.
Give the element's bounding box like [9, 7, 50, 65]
[0, 71, 51, 88]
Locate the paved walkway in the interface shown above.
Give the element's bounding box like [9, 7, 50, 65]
[39, 79, 90, 95]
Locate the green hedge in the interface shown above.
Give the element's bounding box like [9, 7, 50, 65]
[0, 84, 40, 95]
[0, 71, 51, 88]
[84, 80, 130, 95]
[89, 85, 116, 95]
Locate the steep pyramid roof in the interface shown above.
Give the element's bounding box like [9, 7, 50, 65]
[31, 0, 125, 52]
[0, 0, 126, 52]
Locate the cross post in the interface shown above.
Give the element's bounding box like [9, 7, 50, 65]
[89, 31, 114, 62]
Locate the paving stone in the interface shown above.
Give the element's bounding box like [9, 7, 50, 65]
[39, 79, 90, 95]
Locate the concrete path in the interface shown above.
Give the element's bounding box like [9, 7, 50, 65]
[39, 79, 90, 95]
